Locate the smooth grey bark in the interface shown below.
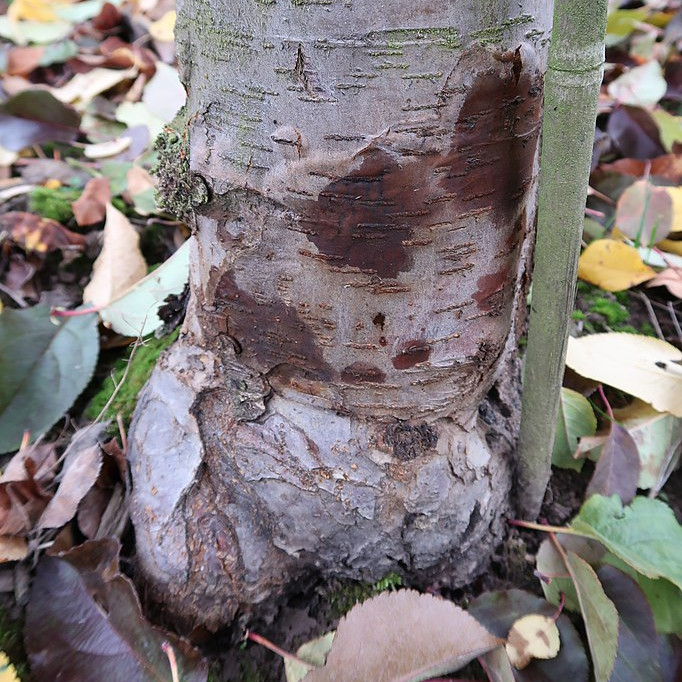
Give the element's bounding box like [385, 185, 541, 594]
[128, 0, 552, 630]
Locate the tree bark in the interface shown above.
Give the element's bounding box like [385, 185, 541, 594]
[128, 0, 552, 630]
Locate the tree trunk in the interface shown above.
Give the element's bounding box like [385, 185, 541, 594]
[128, 0, 552, 631]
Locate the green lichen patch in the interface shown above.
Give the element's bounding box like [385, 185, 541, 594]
[154, 120, 209, 224]
[84, 329, 179, 425]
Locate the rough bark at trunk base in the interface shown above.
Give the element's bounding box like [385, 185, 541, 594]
[128, 0, 551, 630]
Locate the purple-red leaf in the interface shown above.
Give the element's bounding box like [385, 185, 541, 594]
[26, 539, 208, 682]
[0, 90, 80, 152]
[586, 422, 641, 504]
[607, 105, 666, 160]
[598, 565, 662, 681]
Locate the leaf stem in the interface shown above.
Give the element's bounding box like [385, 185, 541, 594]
[161, 641, 179, 682]
[508, 518, 583, 535]
[246, 631, 314, 671]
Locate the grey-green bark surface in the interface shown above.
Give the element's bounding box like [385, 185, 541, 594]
[128, 0, 552, 630]
[517, 0, 608, 520]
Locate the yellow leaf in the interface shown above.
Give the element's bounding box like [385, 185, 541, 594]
[149, 10, 176, 42]
[578, 239, 655, 291]
[7, 0, 75, 22]
[657, 238, 682, 256]
[505, 614, 560, 670]
[566, 333, 682, 417]
[0, 652, 19, 682]
[666, 186, 682, 233]
[83, 203, 147, 308]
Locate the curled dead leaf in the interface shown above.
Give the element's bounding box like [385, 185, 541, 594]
[505, 614, 560, 670]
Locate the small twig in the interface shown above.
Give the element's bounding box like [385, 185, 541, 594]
[116, 413, 128, 455]
[161, 641, 180, 682]
[667, 301, 682, 342]
[550, 593, 566, 623]
[635, 291, 665, 340]
[477, 654, 494, 682]
[508, 518, 583, 535]
[246, 631, 314, 671]
[50, 306, 102, 318]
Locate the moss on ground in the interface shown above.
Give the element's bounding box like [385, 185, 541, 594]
[28, 186, 82, 224]
[84, 329, 179, 424]
[0, 608, 29, 681]
[573, 281, 655, 336]
[329, 572, 403, 618]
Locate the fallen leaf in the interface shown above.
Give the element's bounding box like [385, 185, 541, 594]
[53, 67, 137, 109]
[0, 536, 28, 563]
[599, 154, 682, 184]
[6, 45, 44, 76]
[607, 105, 666, 159]
[304, 590, 502, 682]
[0, 16, 72, 45]
[468, 589, 589, 682]
[72, 177, 111, 226]
[0, 211, 86, 253]
[99, 236, 190, 336]
[637, 246, 682, 269]
[142, 62, 186, 123]
[552, 388, 596, 471]
[565, 552, 619, 682]
[608, 60, 667, 108]
[577, 240, 655, 291]
[0, 442, 57, 483]
[0, 90, 80, 152]
[666, 186, 682, 233]
[586, 422, 640, 505]
[0, 476, 51, 535]
[615, 180, 673, 246]
[38, 444, 102, 529]
[0, 306, 99, 453]
[598, 566, 663, 681]
[115, 100, 165, 140]
[651, 110, 682, 152]
[149, 10, 176, 42]
[479, 647, 515, 682]
[83, 203, 147, 308]
[285, 632, 335, 682]
[6, 0, 73, 22]
[571, 495, 682, 588]
[566, 333, 682, 416]
[647, 268, 682, 298]
[505, 614, 560, 670]
[26, 539, 209, 682]
[83, 136, 132, 159]
[602, 554, 682, 635]
[0, 652, 19, 682]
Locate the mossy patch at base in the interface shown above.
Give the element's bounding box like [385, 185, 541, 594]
[84, 329, 179, 424]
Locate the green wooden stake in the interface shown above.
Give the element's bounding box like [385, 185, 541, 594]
[517, 0, 609, 520]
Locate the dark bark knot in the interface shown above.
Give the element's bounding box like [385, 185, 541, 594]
[385, 422, 439, 461]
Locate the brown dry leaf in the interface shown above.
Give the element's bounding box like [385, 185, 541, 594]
[0, 443, 57, 483]
[0, 536, 28, 563]
[72, 177, 111, 226]
[83, 203, 147, 308]
[0, 212, 86, 253]
[304, 590, 502, 682]
[566, 333, 682, 416]
[38, 444, 102, 530]
[647, 268, 682, 298]
[6, 46, 44, 77]
[0, 476, 52, 535]
[505, 614, 560, 670]
[578, 239, 656, 291]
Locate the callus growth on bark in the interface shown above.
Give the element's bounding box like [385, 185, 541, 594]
[128, 0, 551, 630]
